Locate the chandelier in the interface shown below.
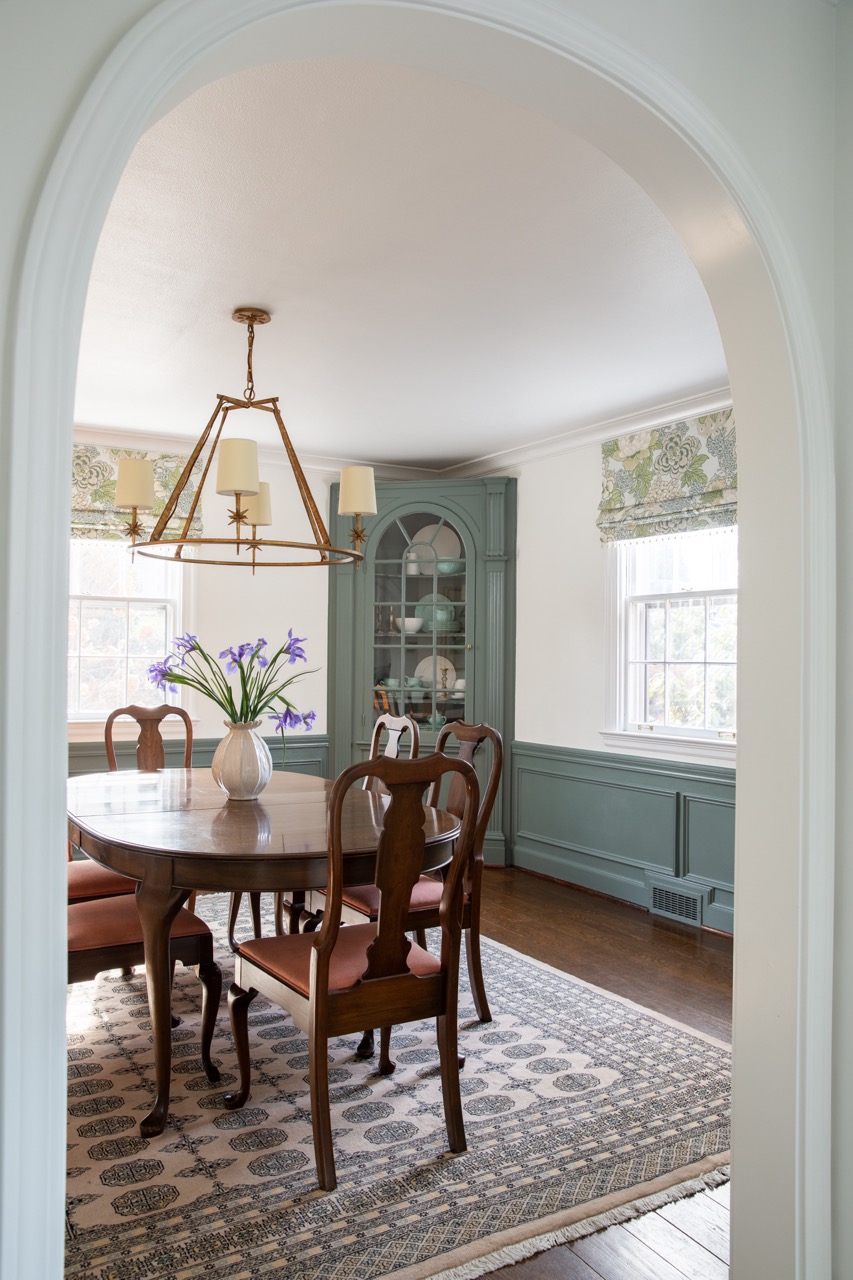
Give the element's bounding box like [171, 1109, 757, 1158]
[115, 308, 376, 569]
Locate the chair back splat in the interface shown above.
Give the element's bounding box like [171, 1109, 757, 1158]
[226, 752, 480, 1191]
[364, 712, 419, 791]
[104, 704, 193, 772]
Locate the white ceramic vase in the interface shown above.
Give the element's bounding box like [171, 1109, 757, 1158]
[211, 720, 273, 801]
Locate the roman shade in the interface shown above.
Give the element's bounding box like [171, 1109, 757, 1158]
[596, 408, 737, 542]
[71, 443, 203, 540]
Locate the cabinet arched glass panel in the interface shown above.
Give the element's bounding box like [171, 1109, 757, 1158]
[373, 513, 468, 731]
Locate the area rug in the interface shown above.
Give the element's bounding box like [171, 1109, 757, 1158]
[65, 896, 731, 1280]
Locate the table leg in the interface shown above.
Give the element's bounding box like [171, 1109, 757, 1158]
[135, 863, 188, 1137]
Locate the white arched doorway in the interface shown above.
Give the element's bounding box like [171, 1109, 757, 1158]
[1, 3, 834, 1277]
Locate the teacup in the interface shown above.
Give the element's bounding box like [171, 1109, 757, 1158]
[382, 677, 400, 690]
[454, 678, 466, 691]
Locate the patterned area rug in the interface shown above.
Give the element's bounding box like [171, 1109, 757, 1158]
[65, 896, 731, 1280]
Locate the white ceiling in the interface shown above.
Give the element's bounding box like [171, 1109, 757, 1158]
[75, 57, 729, 472]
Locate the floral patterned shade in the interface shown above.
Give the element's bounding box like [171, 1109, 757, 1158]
[596, 409, 737, 542]
[71, 443, 204, 540]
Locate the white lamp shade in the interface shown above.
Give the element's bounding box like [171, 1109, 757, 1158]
[115, 459, 155, 511]
[338, 466, 377, 515]
[242, 481, 272, 526]
[216, 439, 259, 496]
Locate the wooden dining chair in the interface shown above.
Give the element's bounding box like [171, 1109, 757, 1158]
[288, 712, 421, 936]
[68, 703, 195, 911]
[104, 703, 193, 771]
[67, 842, 137, 903]
[341, 721, 503, 1060]
[68, 895, 222, 1084]
[224, 751, 480, 1192]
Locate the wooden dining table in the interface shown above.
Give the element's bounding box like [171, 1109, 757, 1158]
[66, 768, 460, 1136]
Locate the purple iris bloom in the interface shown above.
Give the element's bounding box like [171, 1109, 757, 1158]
[148, 657, 177, 693]
[302, 709, 317, 730]
[253, 638, 269, 668]
[269, 707, 304, 732]
[172, 633, 198, 665]
[284, 628, 307, 664]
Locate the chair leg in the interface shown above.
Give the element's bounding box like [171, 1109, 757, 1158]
[415, 927, 428, 949]
[436, 1012, 466, 1154]
[465, 927, 492, 1023]
[355, 1029, 375, 1060]
[196, 957, 222, 1083]
[249, 892, 262, 939]
[276, 891, 305, 935]
[227, 893, 243, 953]
[309, 1028, 336, 1191]
[224, 983, 258, 1109]
[378, 1026, 395, 1076]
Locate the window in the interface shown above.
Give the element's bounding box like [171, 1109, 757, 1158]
[605, 527, 737, 754]
[68, 540, 182, 718]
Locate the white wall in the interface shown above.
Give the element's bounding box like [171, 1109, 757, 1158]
[188, 460, 332, 737]
[513, 443, 606, 750]
[0, 3, 841, 1278]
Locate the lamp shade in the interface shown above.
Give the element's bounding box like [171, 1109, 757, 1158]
[338, 466, 377, 515]
[115, 459, 155, 511]
[216, 439, 259, 496]
[242, 481, 272, 526]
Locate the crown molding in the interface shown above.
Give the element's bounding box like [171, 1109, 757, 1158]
[441, 386, 733, 478]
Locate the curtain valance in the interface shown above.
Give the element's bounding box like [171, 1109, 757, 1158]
[596, 408, 737, 543]
[71, 443, 204, 540]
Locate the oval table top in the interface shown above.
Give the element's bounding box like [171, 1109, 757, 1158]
[67, 768, 460, 893]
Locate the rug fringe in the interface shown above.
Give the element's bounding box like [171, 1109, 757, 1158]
[424, 1165, 731, 1280]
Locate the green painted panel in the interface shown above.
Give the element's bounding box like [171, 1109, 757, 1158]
[511, 741, 735, 935]
[515, 766, 676, 871]
[683, 796, 735, 887]
[69, 735, 329, 779]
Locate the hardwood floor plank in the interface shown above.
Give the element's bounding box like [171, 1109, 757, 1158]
[488, 1243, 604, 1279]
[572, 1224, 695, 1280]
[624, 1208, 729, 1279]
[657, 1192, 730, 1263]
[479, 867, 733, 1041]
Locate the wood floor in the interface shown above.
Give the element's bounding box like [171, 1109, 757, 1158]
[478, 868, 733, 1280]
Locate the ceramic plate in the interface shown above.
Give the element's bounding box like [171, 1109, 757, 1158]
[409, 524, 462, 574]
[414, 592, 454, 627]
[414, 655, 457, 691]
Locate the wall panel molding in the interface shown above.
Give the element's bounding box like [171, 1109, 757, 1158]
[511, 741, 735, 932]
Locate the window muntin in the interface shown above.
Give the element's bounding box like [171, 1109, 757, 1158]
[67, 540, 181, 718]
[621, 528, 738, 741]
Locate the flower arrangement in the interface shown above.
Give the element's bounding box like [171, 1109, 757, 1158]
[148, 632, 316, 746]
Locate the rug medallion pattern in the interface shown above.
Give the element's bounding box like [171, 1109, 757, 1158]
[65, 896, 730, 1279]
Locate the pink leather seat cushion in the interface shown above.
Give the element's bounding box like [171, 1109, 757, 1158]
[68, 895, 210, 954]
[339, 875, 444, 918]
[68, 858, 137, 902]
[238, 922, 441, 996]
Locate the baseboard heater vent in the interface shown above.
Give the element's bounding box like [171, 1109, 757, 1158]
[650, 884, 702, 924]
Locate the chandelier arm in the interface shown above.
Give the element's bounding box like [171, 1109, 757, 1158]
[173, 407, 228, 548]
[148, 397, 226, 541]
[271, 402, 332, 561]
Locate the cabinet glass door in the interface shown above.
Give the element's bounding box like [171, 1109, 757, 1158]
[372, 513, 468, 732]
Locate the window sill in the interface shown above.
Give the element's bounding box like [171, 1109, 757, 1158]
[68, 718, 199, 744]
[599, 730, 736, 768]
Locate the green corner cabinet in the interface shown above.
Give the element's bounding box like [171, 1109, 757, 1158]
[328, 477, 517, 865]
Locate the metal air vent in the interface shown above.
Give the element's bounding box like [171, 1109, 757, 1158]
[650, 884, 702, 924]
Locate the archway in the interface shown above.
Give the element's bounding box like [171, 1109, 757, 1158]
[1, 4, 833, 1277]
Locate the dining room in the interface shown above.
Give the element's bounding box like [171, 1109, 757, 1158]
[3, 2, 835, 1280]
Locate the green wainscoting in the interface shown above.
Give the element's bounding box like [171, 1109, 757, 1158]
[511, 742, 735, 933]
[68, 735, 330, 778]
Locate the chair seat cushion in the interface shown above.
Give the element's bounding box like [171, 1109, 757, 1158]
[238, 922, 441, 996]
[68, 858, 137, 902]
[338, 875, 445, 918]
[68, 895, 211, 954]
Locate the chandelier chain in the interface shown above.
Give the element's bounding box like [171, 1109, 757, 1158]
[244, 322, 256, 402]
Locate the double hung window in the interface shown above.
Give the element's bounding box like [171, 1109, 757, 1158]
[67, 540, 182, 719]
[606, 526, 738, 751]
